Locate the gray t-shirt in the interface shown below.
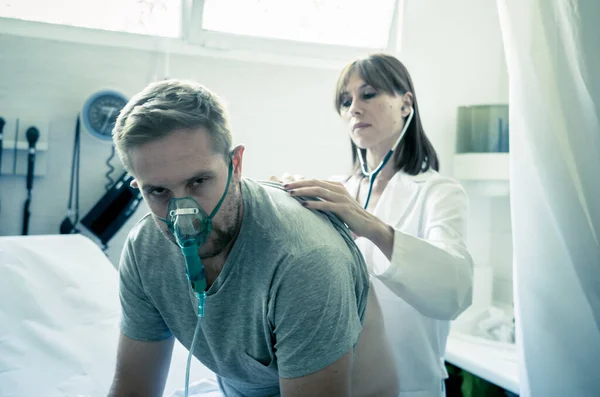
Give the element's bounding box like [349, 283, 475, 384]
[118, 178, 369, 397]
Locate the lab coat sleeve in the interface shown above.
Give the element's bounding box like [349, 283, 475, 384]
[372, 180, 474, 320]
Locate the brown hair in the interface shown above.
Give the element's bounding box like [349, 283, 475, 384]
[335, 53, 439, 175]
[113, 79, 232, 172]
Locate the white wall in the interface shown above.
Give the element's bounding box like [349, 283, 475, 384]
[400, 0, 509, 171]
[0, 0, 513, 307]
[400, 0, 512, 306]
[0, 33, 350, 262]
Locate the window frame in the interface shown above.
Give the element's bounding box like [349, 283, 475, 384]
[0, 0, 405, 69]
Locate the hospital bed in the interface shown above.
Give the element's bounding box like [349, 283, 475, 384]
[0, 234, 218, 397]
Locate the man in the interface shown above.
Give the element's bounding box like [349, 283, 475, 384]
[108, 79, 398, 397]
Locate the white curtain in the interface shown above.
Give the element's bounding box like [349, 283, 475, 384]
[496, 1, 600, 396]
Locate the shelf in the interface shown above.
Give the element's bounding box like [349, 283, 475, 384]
[2, 139, 49, 151]
[454, 153, 509, 181]
[1, 140, 48, 177]
[446, 330, 519, 395]
[454, 153, 510, 196]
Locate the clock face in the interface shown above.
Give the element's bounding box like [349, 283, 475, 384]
[85, 93, 128, 139]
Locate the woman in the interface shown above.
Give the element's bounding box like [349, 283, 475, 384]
[281, 53, 474, 396]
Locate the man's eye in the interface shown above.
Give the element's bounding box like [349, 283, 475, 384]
[191, 178, 210, 189]
[148, 187, 167, 196]
[341, 99, 352, 108]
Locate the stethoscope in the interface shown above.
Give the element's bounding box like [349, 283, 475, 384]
[357, 107, 414, 209]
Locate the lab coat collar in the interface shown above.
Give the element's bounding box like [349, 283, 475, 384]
[346, 169, 437, 227]
[404, 168, 437, 183]
[345, 168, 435, 196]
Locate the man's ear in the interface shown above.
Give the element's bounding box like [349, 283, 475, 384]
[231, 145, 245, 181]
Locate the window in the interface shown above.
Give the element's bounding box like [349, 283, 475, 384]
[201, 0, 397, 49]
[0, 0, 404, 65]
[0, 0, 182, 38]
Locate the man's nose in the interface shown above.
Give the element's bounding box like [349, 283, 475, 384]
[171, 187, 189, 199]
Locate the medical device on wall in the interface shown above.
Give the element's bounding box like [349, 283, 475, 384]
[82, 90, 128, 190]
[22, 127, 39, 235]
[358, 106, 414, 209]
[82, 90, 128, 142]
[0, 117, 4, 214]
[60, 90, 141, 247]
[0, 117, 5, 178]
[78, 171, 143, 249]
[59, 115, 81, 235]
[1, 115, 49, 228]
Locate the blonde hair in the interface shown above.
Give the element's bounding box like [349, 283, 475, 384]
[113, 79, 232, 171]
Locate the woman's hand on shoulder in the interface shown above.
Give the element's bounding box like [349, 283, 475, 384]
[283, 179, 383, 240]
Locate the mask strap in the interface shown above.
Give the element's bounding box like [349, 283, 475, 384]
[208, 157, 233, 218]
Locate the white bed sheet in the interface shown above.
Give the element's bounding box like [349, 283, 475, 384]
[0, 234, 217, 397]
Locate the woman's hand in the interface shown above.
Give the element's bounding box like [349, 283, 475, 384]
[284, 179, 384, 240]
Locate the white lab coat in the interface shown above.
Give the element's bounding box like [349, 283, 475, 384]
[344, 169, 474, 397]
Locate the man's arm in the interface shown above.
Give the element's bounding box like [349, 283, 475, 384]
[279, 350, 353, 397]
[108, 332, 174, 397]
